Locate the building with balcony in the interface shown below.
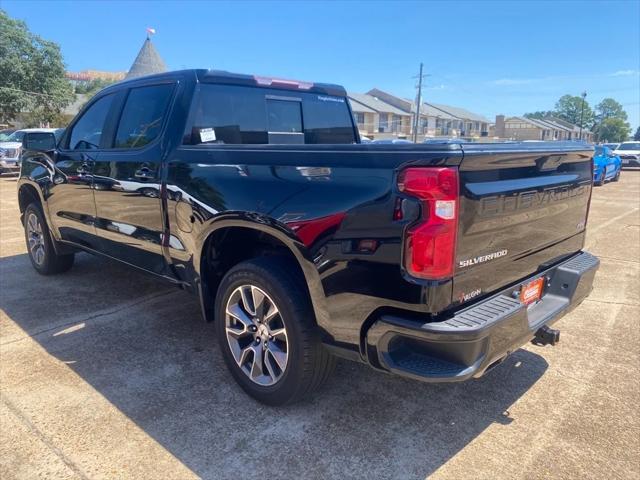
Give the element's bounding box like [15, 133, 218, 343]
[348, 92, 412, 139]
[495, 115, 593, 142]
[365, 89, 490, 139]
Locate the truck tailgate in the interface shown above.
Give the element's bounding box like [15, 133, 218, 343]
[453, 143, 593, 305]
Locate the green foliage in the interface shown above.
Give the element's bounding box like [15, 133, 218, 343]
[74, 78, 117, 96]
[592, 98, 630, 142]
[594, 118, 631, 143]
[594, 98, 627, 123]
[75, 78, 118, 111]
[0, 9, 74, 124]
[554, 95, 594, 129]
[21, 111, 74, 129]
[524, 95, 632, 142]
[523, 111, 554, 120]
[634, 126, 640, 141]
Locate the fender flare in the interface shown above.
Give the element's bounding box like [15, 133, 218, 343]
[17, 178, 54, 229]
[194, 212, 330, 330]
[17, 150, 60, 236]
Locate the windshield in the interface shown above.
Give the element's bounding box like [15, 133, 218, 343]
[5, 131, 26, 142]
[595, 147, 604, 155]
[618, 142, 640, 150]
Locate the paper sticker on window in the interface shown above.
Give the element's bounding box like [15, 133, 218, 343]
[317, 95, 344, 103]
[199, 128, 217, 143]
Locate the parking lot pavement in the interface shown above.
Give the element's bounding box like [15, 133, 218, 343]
[1, 172, 639, 480]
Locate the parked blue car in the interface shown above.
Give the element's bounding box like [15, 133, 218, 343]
[593, 145, 621, 185]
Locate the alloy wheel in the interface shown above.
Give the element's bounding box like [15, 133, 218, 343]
[225, 284, 289, 386]
[26, 212, 46, 266]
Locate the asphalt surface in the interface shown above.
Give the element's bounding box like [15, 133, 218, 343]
[1, 171, 639, 480]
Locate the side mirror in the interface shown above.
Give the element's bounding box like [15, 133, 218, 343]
[22, 132, 57, 152]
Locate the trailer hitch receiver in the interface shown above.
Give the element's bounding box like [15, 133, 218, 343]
[532, 325, 560, 346]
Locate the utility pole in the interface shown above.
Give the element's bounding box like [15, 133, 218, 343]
[413, 63, 424, 142]
[411, 64, 432, 142]
[579, 91, 587, 140]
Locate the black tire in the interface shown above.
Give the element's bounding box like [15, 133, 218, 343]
[214, 256, 335, 405]
[612, 170, 620, 182]
[23, 203, 74, 275]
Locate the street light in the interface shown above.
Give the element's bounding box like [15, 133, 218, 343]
[579, 91, 587, 140]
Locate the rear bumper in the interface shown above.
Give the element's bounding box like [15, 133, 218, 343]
[365, 251, 599, 382]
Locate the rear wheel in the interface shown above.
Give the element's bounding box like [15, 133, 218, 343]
[215, 256, 335, 405]
[612, 170, 621, 182]
[23, 203, 74, 275]
[594, 173, 604, 186]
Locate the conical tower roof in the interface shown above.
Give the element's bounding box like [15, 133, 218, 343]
[125, 37, 167, 80]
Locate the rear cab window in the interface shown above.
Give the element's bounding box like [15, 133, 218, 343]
[184, 84, 356, 145]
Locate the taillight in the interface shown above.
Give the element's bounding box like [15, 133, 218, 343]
[254, 76, 313, 90]
[398, 167, 459, 280]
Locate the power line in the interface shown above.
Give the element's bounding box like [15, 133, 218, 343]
[0, 87, 61, 98]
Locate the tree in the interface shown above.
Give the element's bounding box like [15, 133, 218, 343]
[633, 126, 640, 141]
[594, 118, 631, 143]
[592, 98, 630, 142]
[0, 9, 73, 125]
[554, 94, 594, 129]
[524, 111, 555, 120]
[594, 98, 627, 123]
[74, 78, 117, 96]
[74, 78, 118, 109]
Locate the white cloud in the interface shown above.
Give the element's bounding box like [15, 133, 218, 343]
[610, 70, 639, 77]
[489, 78, 537, 86]
[425, 84, 448, 90]
[488, 70, 638, 87]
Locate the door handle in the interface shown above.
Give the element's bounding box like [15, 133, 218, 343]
[77, 163, 91, 175]
[134, 166, 155, 180]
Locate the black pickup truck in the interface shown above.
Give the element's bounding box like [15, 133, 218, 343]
[18, 69, 599, 405]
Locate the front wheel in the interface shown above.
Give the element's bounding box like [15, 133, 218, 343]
[215, 257, 335, 405]
[23, 203, 74, 275]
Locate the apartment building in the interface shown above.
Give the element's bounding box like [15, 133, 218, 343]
[430, 103, 490, 137]
[547, 116, 594, 142]
[348, 93, 412, 138]
[495, 115, 594, 142]
[366, 89, 490, 139]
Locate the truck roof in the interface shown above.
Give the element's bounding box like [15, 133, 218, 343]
[104, 68, 347, 97]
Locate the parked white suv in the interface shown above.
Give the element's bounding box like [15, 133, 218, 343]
[0, 128, 64, 173]
[613, 141, 640, 168]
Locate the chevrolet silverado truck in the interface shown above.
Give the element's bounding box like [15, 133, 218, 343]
[17, 69, 599, 405]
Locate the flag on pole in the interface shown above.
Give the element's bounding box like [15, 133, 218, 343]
[146, 27, 156, 35]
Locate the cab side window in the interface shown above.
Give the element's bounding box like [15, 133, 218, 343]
[114, 84, 174, 149]
[68, 94, 115, 150]
[187, 84, 268, 144]
[184, 84, 356, 145]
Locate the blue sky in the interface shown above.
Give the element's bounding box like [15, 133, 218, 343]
[4, 0, 640, 129]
